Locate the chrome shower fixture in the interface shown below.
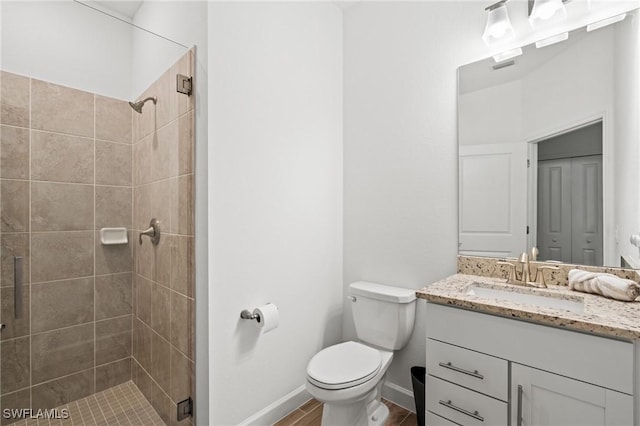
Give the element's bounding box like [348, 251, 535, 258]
[128, 96, 157, 113]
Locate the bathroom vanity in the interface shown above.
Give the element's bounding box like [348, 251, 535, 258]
[445, 5, 640, 424]
[417, 274, 640, 426]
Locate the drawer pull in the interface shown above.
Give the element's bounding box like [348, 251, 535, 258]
[438, 361, 484, 380]
[439, 399, 484, 422]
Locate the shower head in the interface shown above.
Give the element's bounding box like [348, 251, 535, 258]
[129, 96, 157, 113]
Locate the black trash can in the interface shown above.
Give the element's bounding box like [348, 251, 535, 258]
[411, 366, 426, 426]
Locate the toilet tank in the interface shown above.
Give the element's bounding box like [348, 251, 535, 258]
[349, 281, 417, 351]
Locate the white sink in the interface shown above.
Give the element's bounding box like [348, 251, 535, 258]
[466, 284, 584, 313]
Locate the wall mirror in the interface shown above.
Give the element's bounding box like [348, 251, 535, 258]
[458, 8, 639, 268]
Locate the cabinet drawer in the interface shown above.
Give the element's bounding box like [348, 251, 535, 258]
[427, 411, 460, 426]
[427, 339, 508, 401]
[427, 375, 507, 426]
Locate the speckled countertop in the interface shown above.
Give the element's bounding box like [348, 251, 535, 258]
[417, 274, 640, 340]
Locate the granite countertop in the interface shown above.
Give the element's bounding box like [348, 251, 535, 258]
[417, 274, 640, 340]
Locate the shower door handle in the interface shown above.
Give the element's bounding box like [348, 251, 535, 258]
[14, 256, 23, 319]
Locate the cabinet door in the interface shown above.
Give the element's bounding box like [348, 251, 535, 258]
[511, 364, 633, 426]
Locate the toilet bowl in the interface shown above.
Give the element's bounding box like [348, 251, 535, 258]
[306, 341, 394, 426]
[305, 282, 416, 426]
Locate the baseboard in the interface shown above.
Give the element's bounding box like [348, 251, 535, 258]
[382, 381, 416, 413]
[238, 385, 311, 426]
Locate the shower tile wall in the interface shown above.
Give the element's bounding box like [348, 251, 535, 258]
[132, 50, 195, 426]
[0, 71, 134, 423]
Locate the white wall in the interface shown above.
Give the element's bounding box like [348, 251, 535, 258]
[0, 0, 203, 101]
[343, 1, 482, 405]
[207, 3, 343, 424]
[0, 0, 201, 101]
[129, 3, 210, 424]
[343, 0, 640, 407]
[131, 1, 204, 97]
[0, 1, 132, 99]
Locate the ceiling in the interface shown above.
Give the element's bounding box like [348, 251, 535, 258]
[91, 1, 356, 19]
[93, 0, 143, 20]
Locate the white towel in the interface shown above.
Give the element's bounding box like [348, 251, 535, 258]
[568, 269, 640, 302]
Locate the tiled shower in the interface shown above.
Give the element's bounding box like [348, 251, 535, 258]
[0, 49, 195, 425]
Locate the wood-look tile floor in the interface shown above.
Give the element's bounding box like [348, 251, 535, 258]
[9, 381, 164, 426]
[273, 398, 418, 426]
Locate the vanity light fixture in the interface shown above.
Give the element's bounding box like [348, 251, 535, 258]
[493, 47, 523, 63]
[482, 0, 515, 46]
[535, 31, 569, 48]
[587, 13, 627, 32]
[529, 0, 566, 28]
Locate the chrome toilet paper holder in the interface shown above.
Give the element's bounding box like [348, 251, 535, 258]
[240, 303, 279, 333]
[240, 309, 261, 321]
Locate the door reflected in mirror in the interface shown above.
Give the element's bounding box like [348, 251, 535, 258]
[458, 9, 640, 268]
[536, 122, 602, 265]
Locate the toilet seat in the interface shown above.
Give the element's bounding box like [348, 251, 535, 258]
[307, 342, 382, 390]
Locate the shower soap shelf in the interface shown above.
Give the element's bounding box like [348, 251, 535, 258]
[100, 228, 128, 245]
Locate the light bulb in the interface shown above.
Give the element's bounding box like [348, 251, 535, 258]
[529, 0, 566, 28]
[537, 4, 557, 19]
[483, 3, 515, 46]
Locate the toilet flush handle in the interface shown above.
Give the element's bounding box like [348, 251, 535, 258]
[347, 296, 357, 302]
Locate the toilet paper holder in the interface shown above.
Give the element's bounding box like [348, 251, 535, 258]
[240, 303, 279, 333]
[240, 309, 261, 321]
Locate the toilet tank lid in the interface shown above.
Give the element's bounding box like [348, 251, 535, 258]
[349, 281, 417, 303]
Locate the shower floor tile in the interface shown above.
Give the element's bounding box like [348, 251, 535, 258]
[11, 381, 165, 426]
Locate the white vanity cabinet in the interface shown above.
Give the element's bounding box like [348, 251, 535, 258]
[425, 303, 638, 426]
[510, 363, 633, 426]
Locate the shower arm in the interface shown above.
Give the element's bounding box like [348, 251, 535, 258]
[129, 96, 157, 113]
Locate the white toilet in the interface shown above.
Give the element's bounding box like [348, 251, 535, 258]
[305, 281, 417, 426]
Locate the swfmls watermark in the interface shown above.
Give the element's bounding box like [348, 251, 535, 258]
[2, 408, 70, 420]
